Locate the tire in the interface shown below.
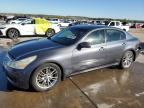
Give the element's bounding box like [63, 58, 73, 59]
[45, 29, 55, 37]
[7, 28, 20, 39]
[119, 51, 134, 69]
[30, 63, 61, 92]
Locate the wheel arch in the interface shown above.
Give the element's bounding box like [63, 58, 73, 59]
[29, 61, 66, 87]
[6, 28, 21, 36]
[46, 28, 55, 33]
[45, 28, 56, 37]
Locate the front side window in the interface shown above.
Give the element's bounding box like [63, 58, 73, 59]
[106, 29, 126, 42]
[50, 28, 90, 45]
[84, 30, 105, 45]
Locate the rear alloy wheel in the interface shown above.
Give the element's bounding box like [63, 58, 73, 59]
[120, 51, 134, 69]
[31, 63, 61, 92]
[7, 28, 20, 39]
[45, 29, 55, 37]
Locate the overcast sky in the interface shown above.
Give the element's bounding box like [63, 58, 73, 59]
[0, 0, 143, 20]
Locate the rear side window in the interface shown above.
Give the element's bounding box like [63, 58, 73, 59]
[106, 29, 126, 42]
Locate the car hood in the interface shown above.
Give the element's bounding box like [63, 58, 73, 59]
[8, 38, 63, 59]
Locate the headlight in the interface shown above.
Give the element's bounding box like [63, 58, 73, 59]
[7, 56, 37, 69]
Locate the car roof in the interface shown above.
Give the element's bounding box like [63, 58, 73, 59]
[70, 25, 110, 30]
[70, 25, 125, 32]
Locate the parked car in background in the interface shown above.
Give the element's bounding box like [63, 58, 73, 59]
[3, 25, 140, 91]
[59, 20, 71, 27]
[47, 18, 61, 24]
[106, 21, 129, 31]
[136, 23, 143, 29]
[130, 23, 144, 28]
[68, 21, 90, 26]
[6, 16, 29, 23]
[68, 21, 81, 26]
[94, 20, 106, 25]
[0, 18, 60, 39]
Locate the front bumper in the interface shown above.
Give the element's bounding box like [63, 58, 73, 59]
[3, 64, 30, 89]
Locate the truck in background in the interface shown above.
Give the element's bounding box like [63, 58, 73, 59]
[106, 21, 129, 31]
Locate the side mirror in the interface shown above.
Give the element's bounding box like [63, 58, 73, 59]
[77, 42, 91, 50]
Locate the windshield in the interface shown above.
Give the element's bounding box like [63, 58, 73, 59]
[50, 28, 90, 45]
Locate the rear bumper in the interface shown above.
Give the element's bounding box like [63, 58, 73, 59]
[140, 42, 144, 54]
[136, 49, 140, 58]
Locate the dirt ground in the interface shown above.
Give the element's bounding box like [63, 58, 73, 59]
[0, 28, 144, 108]
[129, 28, 144, 42]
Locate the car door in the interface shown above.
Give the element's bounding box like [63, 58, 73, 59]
[72, 29, 107, 73]
[20, 19, 35, 35]
[104, 29, 126, 63]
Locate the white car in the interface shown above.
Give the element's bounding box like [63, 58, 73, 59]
[0, 19, 60, 38]
[9, 18, 28, 24]
[107, 21, 129, 31]
[47, 18, 61, 24]
[59, 21, 70, 27]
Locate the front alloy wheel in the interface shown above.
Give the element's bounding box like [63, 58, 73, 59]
[31, 63, 61, 92]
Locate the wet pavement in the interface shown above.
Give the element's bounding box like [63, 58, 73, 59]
[0, 46, 144, 108]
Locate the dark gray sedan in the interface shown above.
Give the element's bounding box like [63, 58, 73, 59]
[3, 25, 140, 91]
